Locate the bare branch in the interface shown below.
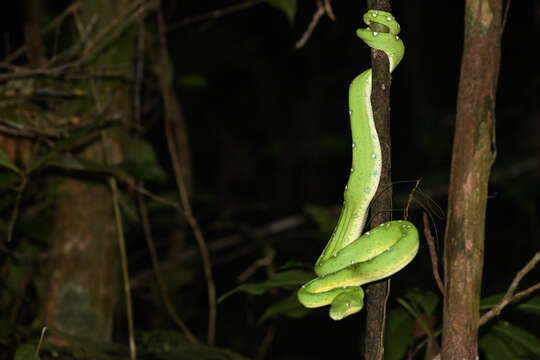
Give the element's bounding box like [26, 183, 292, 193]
[423, 213, 444, 294]
[156, 3, 217, 344]
[136, 187, 199, 343]
[168, 0, 265, 31]
[295, 0, 335, 49]
[478, 252, 540, 327]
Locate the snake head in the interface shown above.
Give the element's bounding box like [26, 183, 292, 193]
[361, 10, 401, 35]
[329, 287, 365, 320]
[356, 10, 405, 71]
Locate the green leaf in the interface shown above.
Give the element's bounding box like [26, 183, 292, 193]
[480, 293, 504, 310]
[304, 203, 336, 236]
[218, 269, 312, 303]
[122, 139, 168, 182]
[277, 259, 311, 270]
[514, 296, 540, 316]
[27, 121, 116, 173]
[402, 288, 439, 315]
[490, 321, 540, 357]
[0, 172, 20, 186]
[178, 74, 207, 88]
[267, 0, 297, 24]
[14, 343, 39, 360]
[0, 147, 20, 174]
[258, 292, 310, 323]
[47, 153, 116, 173]
[384, 308, 415, 360]
[481, 294, 540, 316]
[480, 331, 519, 360]
[0, 318, 16, 340]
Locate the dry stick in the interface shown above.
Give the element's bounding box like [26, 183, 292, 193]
[156, 5, 217, 345]
[404, 178, 420, 221]
[110, 178, 137, 360]
[429, 252, 540, 360]
[59, 0, 157, 66]
[7, 177, 26, 243]
[0, 1, 154, 81]
[323, 0, 337, 20]
[478, 252, 540, 327]
[294, 0, 335, 49]
[255, 325, 276, 360]
[136, 189, 199, 344]
[35, 326, 48, 359]
[129, 22, 195, 340]
[168, 0, 265, 31]
[0, 1, 81, 65]
[422, 213, 444, 294]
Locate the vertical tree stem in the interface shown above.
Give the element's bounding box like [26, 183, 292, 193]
[364, 0, 392, 359]
[441, 0, 502, 358]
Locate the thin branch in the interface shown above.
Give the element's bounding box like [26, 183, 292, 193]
[500, 0, 512, 37]
[423, 213, 444, 294]
[404, 178, 420, 220]
[0, 0, 156, 83]
[35, 326, 48, 359]
[478, 252, 540, 327]
[295, 0, 335, 49]
[156, 4, 217, 344]
[130, 213, 306, 288]
[237, 252, 275, 283]
[323, 0, 336, 21]
[136, 187, 199, 343]
[255, 325, 276, 360]
[7, 177, 26, 243]
[110, 178, 137, 360]
[168, 0, 265, 31]
[0, 2, 81, 66]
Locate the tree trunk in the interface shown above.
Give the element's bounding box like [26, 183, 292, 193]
[42, 0, 135, 344]
[441, 0, 502, 358]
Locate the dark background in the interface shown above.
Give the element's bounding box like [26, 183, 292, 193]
[0, 1, 538, 359]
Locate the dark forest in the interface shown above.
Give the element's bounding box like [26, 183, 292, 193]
[0, 1, 538, 359]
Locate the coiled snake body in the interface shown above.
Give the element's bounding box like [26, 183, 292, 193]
[297, 10, 419, 320]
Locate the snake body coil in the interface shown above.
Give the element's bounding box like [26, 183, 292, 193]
[297, 10, 419, 320]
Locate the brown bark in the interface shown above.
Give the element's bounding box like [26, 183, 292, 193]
[441, 0, 502, 358]
[364, 0, 392, 359]
[44, 179, 119, 343]
[42, 0, 134, 344]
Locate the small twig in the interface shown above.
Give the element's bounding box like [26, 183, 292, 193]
[35, 326, 48, 359]
[255, 325, 276, 360]
[478, 252, 540, 327]
[236, 252, 275, 283]
[295, 0, 332, 49]
[409, 253, 539, 360]
[500, 0, 512, 38]
[132, 21, 145, 126]
[168, 0, 265, 31]
[323, 0, 336, 21]
[110, 178, 137, 360]
[1, 2, 81, 65]
[130, 214, 306, 288]
[156, 3, 217, 344]
[7, 176, 26, 243]
[136, 187, 199, 343]
[404, 178, 421, 220]
[423, 213, 444, 294]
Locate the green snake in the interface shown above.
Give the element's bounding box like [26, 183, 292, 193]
[297, 10, 419, 320]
